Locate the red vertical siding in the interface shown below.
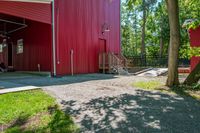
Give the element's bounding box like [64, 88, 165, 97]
[189, 26, 200, 47]
[189, 26, 200, 71]
[0, 1, 51, 24]
[10, 20, 52, 71]
[54, 0, 121, 75]
[191, 56, 200, 70]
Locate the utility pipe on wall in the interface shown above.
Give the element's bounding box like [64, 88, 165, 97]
[52, 0, 57, 76]
[38, 64, 41, 72]
[70, 49, 74, 76]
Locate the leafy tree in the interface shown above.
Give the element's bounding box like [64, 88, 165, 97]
[122, 0, 200, 86]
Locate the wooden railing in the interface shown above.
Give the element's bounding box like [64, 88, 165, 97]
[114, 54, 128, 69]
[99, 52, 127, 73]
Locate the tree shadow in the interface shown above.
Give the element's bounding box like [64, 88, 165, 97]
[62, 90, 200, 133]
[0, 73, 117, 89]
[2, 106, 79, 133]
[169, 84, 200, 100]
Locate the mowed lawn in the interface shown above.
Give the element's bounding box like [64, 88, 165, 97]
[0, 90, 78, 133]
[133, 80, 200, 100]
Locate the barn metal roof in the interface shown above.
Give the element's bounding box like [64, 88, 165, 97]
[3, 0, 52, 4]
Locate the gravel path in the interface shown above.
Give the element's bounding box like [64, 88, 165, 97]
[41, 74, 200, 133]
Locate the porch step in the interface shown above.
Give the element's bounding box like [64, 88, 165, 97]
[117, 67, 129, 75]
[111, 66, 129, 75]
[132, 68, 153, 75]
[136, 68, 168, 77]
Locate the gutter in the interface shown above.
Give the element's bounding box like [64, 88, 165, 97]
[52, 0, 56, 76]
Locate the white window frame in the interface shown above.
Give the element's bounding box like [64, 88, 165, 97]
[17, 39, 23, 54]
[0, 44, 3, 53]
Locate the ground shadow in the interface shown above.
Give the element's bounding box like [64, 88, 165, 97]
[62, 90, 200, 133]
[2, 107, 78, 133]
[0, 73, 117, 89]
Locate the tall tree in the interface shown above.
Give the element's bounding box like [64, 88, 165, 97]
[141, 0, 147, 59]
[165, 0, 180, 86]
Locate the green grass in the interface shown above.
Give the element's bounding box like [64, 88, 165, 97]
[0, 90, 55, 124]
[0, 90, 79, 133]
[171, 84, 200, 100]
[133, 80, 163, 90]
[132, 80, 200, 100]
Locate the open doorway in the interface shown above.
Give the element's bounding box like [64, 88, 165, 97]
[99, 39, 107, 53]
[8, 43, 13, 67]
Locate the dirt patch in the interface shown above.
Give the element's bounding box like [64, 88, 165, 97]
[0, 112, 49, 132]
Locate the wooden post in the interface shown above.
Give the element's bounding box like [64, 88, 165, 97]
[103, 53, 105, 74]
[99, 53, 101, 71]
[108, 53, 111, 73]
[70, 49, 74, 76]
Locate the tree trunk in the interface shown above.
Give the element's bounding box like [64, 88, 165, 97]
[159, 36, 164, 58]
[159, 27, 164, 58]
[184, 62, 200, 85]
[141, 0, 146, 59]
[134, 9, 138, 55]
[166, 0, 180, 86]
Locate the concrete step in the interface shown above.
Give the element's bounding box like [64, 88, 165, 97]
[136, 68, 168, 77]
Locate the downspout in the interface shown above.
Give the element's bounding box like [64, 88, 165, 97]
[119, 0, 122, 53]
[52, 0, 56, 76]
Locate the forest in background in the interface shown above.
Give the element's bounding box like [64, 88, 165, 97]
[121, 0, 200, 59]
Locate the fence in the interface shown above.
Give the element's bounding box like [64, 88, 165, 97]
[127, 56, 190, 67]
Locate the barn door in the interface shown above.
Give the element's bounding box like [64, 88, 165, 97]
[99, 39, 107, 53]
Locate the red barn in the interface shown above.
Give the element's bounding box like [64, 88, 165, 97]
[0, 0, 121, 76]
[189, 26, 200, 71]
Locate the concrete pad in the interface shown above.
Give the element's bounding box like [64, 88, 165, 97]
[0, 86, 40, 94]
[0, 81, 27, 89]
[137, 68, 168, 77]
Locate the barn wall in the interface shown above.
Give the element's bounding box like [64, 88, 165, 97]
[189, 26, 200, 70]
[10, 20, 52, 71]
[191, 56, 200, 70]
[54, 0, 121, 75]
[0, 1, 51, 24]
[189, 26, 200, 47]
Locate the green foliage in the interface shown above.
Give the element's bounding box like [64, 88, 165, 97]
[186, 20, 200, 30]
[121, 0, 200, 59]
[121, 0, 170, 57]
[146, 43, 160, 56]
[180, 44, 200, 59]
[190, 47, 200, 57]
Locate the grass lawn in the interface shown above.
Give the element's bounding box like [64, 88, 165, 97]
[133, 80, 200, 100]
[0, 90, 79, 133]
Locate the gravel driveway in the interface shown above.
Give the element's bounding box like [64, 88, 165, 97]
[42, 74, 200, 133]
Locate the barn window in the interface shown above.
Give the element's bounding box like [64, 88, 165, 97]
[0, 44, 3, 53]
[17, 39, 23, 54]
